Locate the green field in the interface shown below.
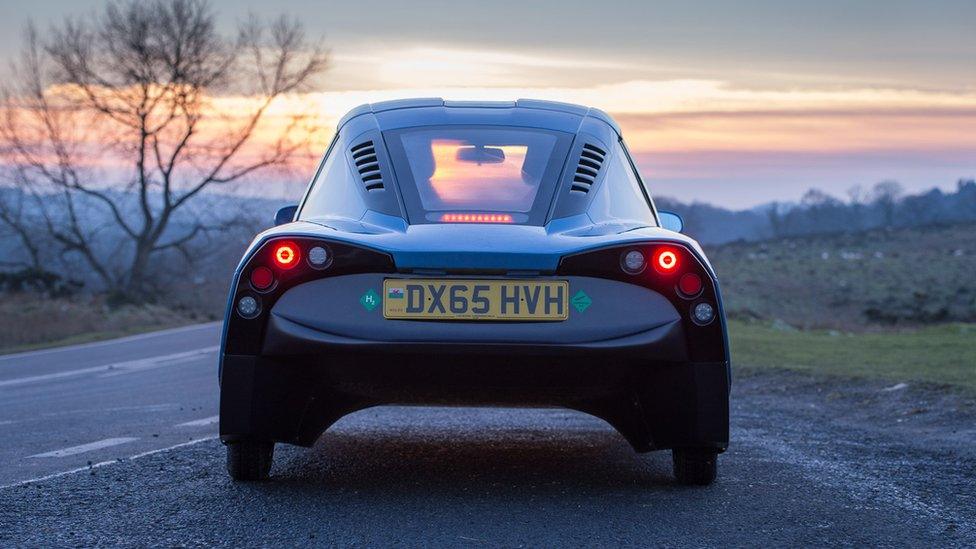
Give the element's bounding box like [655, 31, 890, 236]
[711, 224, 976, 390]
[729, 321, 976, 390]
[707, 223, 976, 329]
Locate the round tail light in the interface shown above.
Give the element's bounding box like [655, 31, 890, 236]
[237, 296, 260, 318]
[692, 302, 715, 325]
[621, 250, 646, 274]
[250, 266, 274, 290]
[678, 273, 702, 297]
[653, 248, 679, 273]
[307, 245, 331, 269]
[273, 242, 300, 269]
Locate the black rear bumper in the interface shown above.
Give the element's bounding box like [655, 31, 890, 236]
[262, 313, 690, 360]
[219, 316, 730, 453]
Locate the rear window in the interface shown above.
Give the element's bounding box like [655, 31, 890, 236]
[386, 126, 572, 224]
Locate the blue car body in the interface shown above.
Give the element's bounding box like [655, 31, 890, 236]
[219, 99, 730, 484]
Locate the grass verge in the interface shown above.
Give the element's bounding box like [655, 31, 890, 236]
[730, 320, 976, 391]
[0, 293, 210, 355]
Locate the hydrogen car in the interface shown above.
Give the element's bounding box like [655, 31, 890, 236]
[219, 99, 730, 485]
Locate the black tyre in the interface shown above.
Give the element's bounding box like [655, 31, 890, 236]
[226, 441, 274, 481]
[672, 448, 718, 486]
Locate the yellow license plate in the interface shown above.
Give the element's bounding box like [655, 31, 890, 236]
[383, 279, 569, 321]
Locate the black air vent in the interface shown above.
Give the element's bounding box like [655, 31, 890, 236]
[570, 143, 606, 193]
[351, 140, 384, 191]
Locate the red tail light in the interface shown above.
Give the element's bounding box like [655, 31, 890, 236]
[555, 242, 725, 363]
[273, 242, 300, 269]
[249, 266, 274, 290]
[654, 248, 679, 273]
[678, 273, 702, 297]
[440, 213, 513, 223]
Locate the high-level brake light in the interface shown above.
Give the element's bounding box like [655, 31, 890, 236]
[440, 213, 513, 223]
[273, 242, 300, 269]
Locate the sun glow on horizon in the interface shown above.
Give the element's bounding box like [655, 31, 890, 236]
[228, 78, 976, 158]
[4, 46, 976, 207]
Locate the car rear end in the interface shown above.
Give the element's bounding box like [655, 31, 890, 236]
[220, 230, 729, 481]
[218, 99, 729, 484]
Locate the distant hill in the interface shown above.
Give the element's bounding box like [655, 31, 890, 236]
[658, 179, 976, 244]
[654, 197, 771, 244]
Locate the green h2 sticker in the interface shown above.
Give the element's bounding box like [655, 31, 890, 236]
[571, 290, 592, 313]
[360, 289, 380, 311]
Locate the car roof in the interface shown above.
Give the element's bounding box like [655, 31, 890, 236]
[337, 98, 622, 137]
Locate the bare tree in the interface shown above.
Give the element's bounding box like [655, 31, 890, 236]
[846, 184, 867, 231]
[763, 201, 781, 238]
[0, 0, 327, 297]
[870, 180, 904, 228]
[0, 180, 44, 270]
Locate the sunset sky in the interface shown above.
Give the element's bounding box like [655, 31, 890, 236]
[1, 0, 974, 208]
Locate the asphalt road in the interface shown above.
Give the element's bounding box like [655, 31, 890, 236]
[1, 324, 974, 547]
[0, 323, 221, 487]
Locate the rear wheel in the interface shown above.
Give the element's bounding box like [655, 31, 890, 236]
[226, 441, 274, 481]
[672, 448, 718, 486]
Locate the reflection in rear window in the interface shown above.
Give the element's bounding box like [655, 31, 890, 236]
[397, 128, 559, 214]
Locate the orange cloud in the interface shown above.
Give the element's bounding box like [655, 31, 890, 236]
[229, 80, 976, 160]
[615, 109, 976, 154]
[5, 78, 974, 205]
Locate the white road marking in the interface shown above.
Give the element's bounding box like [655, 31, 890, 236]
[0, 346, 218, 388]
[29, 437, 139, 458]
[0, 322, 220, 362]
[2, 436, 217, 490]
[177, 415, 219, 427]
[39, 403, 180, 418]
[96, 346, 218, 378]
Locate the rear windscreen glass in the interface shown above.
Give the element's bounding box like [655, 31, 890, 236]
[386, 126, 571, 224]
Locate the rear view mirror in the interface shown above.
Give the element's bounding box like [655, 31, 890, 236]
[275, 205, 298, 226]
[658, 211, 683, 232]
[456, 146, 505, 164]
